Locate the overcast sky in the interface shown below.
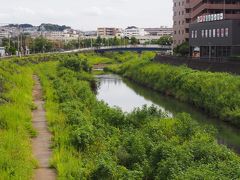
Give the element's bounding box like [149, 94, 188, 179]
[0, 0, 172, 30]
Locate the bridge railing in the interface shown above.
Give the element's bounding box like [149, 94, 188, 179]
[0, 45, 172, 59]
[96, 45, 172, 50]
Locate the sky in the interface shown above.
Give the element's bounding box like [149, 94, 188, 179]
[0, 0, 173, 30]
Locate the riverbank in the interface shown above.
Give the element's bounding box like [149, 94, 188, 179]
[106, 59, 240, 127]
[35, 56, 240, 179]
[96, 73, 240, 153]
[0, 52, 240, 179]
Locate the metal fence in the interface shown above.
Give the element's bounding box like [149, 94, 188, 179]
[154, 55, 240, 74]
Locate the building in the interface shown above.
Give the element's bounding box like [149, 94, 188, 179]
[84, 31, 97, 38]
[144, 27, 173, 37]
[190, 18, 240, 58]
[0, 47, 5, 57]
[97, 27, 122, 38]
[43, 31, 65, 40]
[189, 0, 240, 58]
[173, 0, 191, 47]
[0, 29, 11, 39]
[43, 30, 82, 41]
[124, 26, 146, 38]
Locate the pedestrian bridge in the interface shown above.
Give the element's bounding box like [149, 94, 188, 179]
[66, 45, 172, 53]
[0, 45, 172, 59]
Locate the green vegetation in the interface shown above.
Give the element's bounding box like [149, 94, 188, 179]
[39, 23, 70, 31]
[0, 52, 240, 179]
[106, 56, 240, 127]
[173, 42, 190, 56]
[35, 54, 240, 179]
[103, 51, 156, 63]
[0, 61, 36, 179]
[147, 35, 173, 46]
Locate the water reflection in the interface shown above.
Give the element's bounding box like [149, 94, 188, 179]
[96, 74, 240, 154]
[96, 74, 167, 113]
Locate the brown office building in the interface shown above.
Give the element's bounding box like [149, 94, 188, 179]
[173, 0, 240, 58]
[173, 0, 191, 47]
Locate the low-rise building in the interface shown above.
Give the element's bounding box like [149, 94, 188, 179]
[144, 27, 173, 37]
[124, 26, 146, 38]
[97, 27, 123, 38]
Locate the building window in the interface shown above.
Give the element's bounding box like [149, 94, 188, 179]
[217, 29, 220, 37]
[205, 29, 208, 38]
[202, 30, 204, 38]
[195, 30, 197, 38]
[209, 29, 212, 38]
[225, 28, 229, 37]
[221, 28, 224, 37]
[213, 29, 216, 37]
[191, 31, 194, 38]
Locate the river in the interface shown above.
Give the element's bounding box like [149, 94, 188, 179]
[96, 74, 240, 154]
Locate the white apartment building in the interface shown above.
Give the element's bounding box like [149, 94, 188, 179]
[44, 31, 64, 40]
[43, 30, 81, 41]
[124, 26, 146, 38]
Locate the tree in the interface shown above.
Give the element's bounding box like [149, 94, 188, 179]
[173, 42, 189, 56]
[1, 38, 17, 55]
[130, 37, 139, 45]
[95, 36, 102, 47]
[157, 36, 173, 45]
[31, 37, 53, 53]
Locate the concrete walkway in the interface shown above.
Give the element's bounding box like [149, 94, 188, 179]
[32, 75, 56, 180]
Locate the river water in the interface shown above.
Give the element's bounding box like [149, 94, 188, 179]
[96, 74, 240, 153]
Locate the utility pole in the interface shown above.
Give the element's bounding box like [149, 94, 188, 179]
[78, 34, 80, 49]
[17, 24, 20, 56]
[8, 33, 10, 51]
[21, 32, 23, 55]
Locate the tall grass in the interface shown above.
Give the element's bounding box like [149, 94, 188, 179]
[0, 61, 36, 179]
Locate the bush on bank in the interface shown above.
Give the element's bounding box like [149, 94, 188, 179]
[106, 58, 240, 127]
[35, 55, 240, 179]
